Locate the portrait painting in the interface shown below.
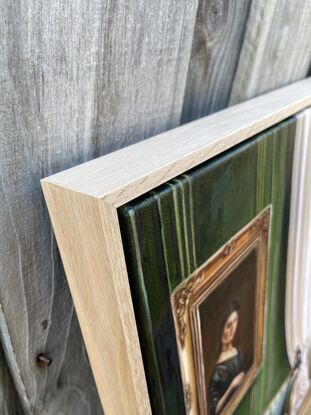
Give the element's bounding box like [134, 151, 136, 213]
[172, 207, 270, 414]
[200, 251, 256, 414]
[117, 117, 295, 414]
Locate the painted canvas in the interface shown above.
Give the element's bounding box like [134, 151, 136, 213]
[118, 116, 296, 414]
[172, 208, 270, 414]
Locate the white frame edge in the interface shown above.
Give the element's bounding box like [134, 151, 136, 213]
[286, 108, 311, 414]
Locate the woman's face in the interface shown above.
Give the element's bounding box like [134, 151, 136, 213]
[222, 310, 239, 345]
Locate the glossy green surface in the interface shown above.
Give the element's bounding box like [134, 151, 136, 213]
[118, 116, 296, 415]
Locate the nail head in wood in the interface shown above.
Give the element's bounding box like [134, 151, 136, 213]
[36, 354, 52, 366]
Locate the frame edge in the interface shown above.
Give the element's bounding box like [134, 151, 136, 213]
[41, 180, 152, 415]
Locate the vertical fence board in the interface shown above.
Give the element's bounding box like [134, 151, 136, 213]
[229, 0, 311, 104]
[181, 0, 252, 122]
[0, 0, 310, 412]
[0, 342, 24, 415]
[0, 0, 198, 413]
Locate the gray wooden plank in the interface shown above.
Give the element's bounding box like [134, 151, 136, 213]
[229, 0, 311, 105]
[0, 0, 198, 413]
[181, 0, 252, 122]
[0, 341, 24, 415]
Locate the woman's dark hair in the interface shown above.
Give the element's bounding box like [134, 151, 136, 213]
[219, 299, 240, 345]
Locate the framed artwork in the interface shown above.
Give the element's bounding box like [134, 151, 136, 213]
[41, 79, 311, 415]
[172, 207, 270, 414]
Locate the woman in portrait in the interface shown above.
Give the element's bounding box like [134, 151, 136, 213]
[208, 299, 245, 415]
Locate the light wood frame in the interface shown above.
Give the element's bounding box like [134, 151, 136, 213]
[41, 79, 311, 415]
[172, 207, 270, 414]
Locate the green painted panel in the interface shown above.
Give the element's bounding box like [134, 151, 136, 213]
[118, 116, 296, 415]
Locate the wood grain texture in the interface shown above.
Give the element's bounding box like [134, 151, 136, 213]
[41, 185, 151, 415]
[182, 0, 311, 122]
[43, 79, 311, 206]
[1, 0, 311, 411]
[181, 0, 251, 122]
[229, 0, 311, 105]
[298, 387, 311, 415]
[0, 0, 198, 413]
[0, 340, 24, 415]
[41, 85, 310, 415]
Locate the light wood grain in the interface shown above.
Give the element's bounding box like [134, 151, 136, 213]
[41, 185, 151, 415]
[41, 81, 311, 415]
[1, 0, 310, 411]
[43, 79, 311, 207]
[229, 0, 311, 105]
[298, 387, 311, 415]
[0, 0, 198, 412]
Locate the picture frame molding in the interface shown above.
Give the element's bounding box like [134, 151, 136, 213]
[41, 79, 311, 415]
[171, 206, 271, 415]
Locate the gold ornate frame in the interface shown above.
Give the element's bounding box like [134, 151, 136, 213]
[171, 206, 271, 414]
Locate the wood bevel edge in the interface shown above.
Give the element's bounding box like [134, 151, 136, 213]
[298, 386, 311, 415]
[41, 78, 311, 208]
[40, 180, 152, 415]
[106, 96, 311, 208]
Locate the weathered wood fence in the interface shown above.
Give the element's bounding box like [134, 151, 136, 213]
[0, 0, 310, 413]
